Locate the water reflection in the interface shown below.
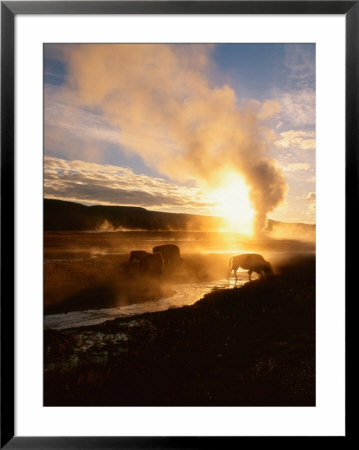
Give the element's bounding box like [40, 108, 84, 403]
[44, 274, 250, 330]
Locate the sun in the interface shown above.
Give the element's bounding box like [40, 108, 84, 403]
[209, 171, 255, 235]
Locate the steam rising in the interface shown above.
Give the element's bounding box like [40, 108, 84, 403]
[65, 44, 287, 233]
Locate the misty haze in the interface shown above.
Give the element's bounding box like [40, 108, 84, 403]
[44, 43, 315, 407]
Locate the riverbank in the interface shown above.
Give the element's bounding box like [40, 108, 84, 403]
[44, 254, 315, 406]
[44, 231, 315, 316]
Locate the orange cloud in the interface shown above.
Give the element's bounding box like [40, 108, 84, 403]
[275, 130, 315, 150]
[44, 157, 215, 214]
[57, 44, 288, 232]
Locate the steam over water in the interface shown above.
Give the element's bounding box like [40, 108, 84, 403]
[44, 231, 314, 330]
[44, 277, 245, 330]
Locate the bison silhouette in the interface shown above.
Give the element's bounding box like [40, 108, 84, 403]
[139, 252, 163, 277]
[228, 253, 272, 282]
[128, 250, 149, 262]
[153, 244, 181, 267]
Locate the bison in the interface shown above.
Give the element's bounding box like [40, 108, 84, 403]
[228, 253, 272, 282]
[129, 250, 149, 262]
[139, 252, 163, 277]
[152, 244, 181, 267]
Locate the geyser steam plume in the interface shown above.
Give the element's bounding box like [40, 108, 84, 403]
[64, 44, 287, 233]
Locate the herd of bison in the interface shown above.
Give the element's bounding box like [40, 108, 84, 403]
[128, 244, 182, 277]
[128, 244, 272, 282]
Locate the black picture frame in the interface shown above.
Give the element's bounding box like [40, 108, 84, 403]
[1, 1, 356, 447]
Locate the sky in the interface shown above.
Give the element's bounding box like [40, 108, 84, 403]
[44, 43, 316, 230]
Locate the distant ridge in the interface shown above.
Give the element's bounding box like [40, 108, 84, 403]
[44, 198, 315, 239]
[44, 198, 225, 232]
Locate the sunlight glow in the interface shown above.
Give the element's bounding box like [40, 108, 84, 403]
[209, 172, 255, 235]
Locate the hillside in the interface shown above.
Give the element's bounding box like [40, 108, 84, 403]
[44, 198, 226, 231]
[44, 198, 315, 239]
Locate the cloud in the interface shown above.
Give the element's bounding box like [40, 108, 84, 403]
[305, 191, 316, 201]
[44, 84, 123, 162]
[283, 44, 315, 89]
[246, 99, 282, 121]
[304, 191, 316, 217]
[45, 86, 120, 145]
[281, 162, 311, 172]
[47, 43, 288, 233]
[307, 202, 316, 216]
[276, 89, 315, 127]
[275, 130, 316, 150]
[44, 157, 215, 213]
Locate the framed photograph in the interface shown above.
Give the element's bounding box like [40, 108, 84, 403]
[1, 1, 355, 446]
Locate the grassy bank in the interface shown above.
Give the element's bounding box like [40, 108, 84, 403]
[44, 255, 315, 406]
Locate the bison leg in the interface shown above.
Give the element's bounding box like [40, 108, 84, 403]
[248, 270, 253, 281]
[234, 268, 238, 284]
